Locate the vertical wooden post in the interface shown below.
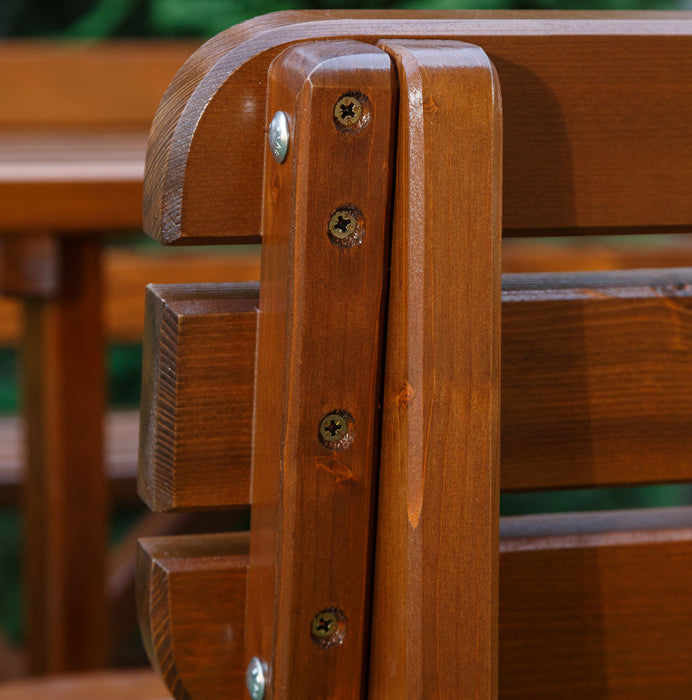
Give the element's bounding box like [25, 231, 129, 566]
[369, 41, 502, 698]
[22, 235, 107, 673]
[245, 42, 396, 698]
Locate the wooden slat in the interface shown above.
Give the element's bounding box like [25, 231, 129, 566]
[138, 283, 257, 512]
[143, 12, 692, 244]
[368, 40, 501, 697]
[244, 41, 396, 698]
[502, 268, 692, 490]
[134, 507, 692, 699]
[0, 133, 144, 231]
[499, 507, 692, 698]
[0, 40, 198, 130]
[0, 669, 168, 700]
[139, 268, 692, 509]
[136, 533, 248, 699]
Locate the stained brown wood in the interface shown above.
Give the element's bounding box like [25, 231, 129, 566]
[0, 669, 169, 700]
[22, 237, 107, 673]
[500, 507, 692, 698]
[143, 12, 692, 245]
[0, 411, 141, 507]
[0, 134, 145, 231]
[0, 247, 261, 344]
[244, 41, 396, 698]
[502, 268, 692, 490]
[366, 40, 501, 697]
[0, 234, 59, 297]
[138, 283, 258, 512]
[137, 268, 692, 513]
[134, 507, 692, 699]
[0, 40, 198, 131]
[136, 533, 248, 699]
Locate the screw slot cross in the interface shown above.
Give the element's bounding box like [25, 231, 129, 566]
[323, 419, 342, 437]
[339, 100, 356, 120]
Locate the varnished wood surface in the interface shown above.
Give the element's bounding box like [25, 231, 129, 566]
[245, 42, 396, 699]
[500, 507, 692, 698]
[368, 40, 501, 698]
[138, 283, 258, 511]
[136, 534, 247, 699]
[135, 507, 692, 698]
[0, 41, 198, 131]
[143, 11, 692, 244]
[502, 268, 692, 490]
[22, 237, 107, 673]
[0, 669, 169, 699]
[138, 268, 692, 514]
[0, 133, 144, 231]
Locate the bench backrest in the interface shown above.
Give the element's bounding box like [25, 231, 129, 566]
[136, 12, 692, 699]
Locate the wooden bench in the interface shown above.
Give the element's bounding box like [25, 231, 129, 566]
[132, 10, 692, 699]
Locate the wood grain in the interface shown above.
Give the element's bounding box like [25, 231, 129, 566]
[22, 237, 107, 673]
[133, 507, 692, 698]
[142, 12, 692, 245]
[136, 533, 247, 700]
[245, 41, 396, 698]
[138, 283, 258, 512]
[0, 40, 198, 131]
[502, 268, 692, 490]
[135, 269, 692, 510]
[500, 507, 692, 698]
[367, 40, 501, 698]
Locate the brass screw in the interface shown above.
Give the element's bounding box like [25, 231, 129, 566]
[328, 210, 357, 240]
[333, 92, 370, 132]
[327, 207, 364, 248]
[334, 95, 362, 127]
[311, 608, 347, 648]
[319, 413, 348, 442]
[311, 611, 338, 640]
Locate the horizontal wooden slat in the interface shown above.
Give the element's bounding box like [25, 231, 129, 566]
[0, 41, 198, 130]
[499, 507, 692, 698]
[136, 533, 247, 700]
[138, 283, 258, 512]
[502, 268, 692, 490]
[144, 12, 692, 244]
[139, 271, 692, 510]
[0, 669, 168, 700]
[135, 508, 692, 699]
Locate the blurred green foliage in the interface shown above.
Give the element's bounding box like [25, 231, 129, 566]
[1, 0, 681, 38]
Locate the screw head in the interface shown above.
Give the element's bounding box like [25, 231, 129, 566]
[245, 657, 267, 700]
[268, 111, 289, 163]
[319, 411, 354, 450]
[311, 608, 347, 648]
[333, 92, 370, 132]
[327, 206, 364, 248]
